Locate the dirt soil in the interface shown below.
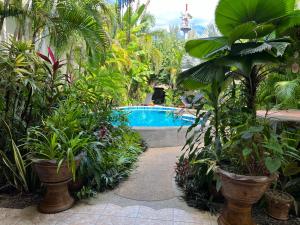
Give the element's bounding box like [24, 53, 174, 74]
[0, 192, 40, 209]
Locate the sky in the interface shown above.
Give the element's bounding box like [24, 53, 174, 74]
[141, 0, 219, 33]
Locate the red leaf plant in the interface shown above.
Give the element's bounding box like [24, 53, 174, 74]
[37, 47, 65, 76]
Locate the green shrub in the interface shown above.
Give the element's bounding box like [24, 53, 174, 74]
[79, 126, 144, 193]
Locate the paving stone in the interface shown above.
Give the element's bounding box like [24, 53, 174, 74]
[96, 216, 136, 225]
[102, 204, 140, 218]
[137, 206, 173, 221]
[70, 203, 107, 214]
[56, 213, 100, 225]
[135, 218, 173, 225]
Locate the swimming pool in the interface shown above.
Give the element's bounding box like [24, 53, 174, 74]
[115, 106, 197, 147]
[117, 106, 194, 127]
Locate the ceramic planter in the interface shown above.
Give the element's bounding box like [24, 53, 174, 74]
[216, 168, 276, 225]
[34, 160, 75, 214]
[265, 190, 294, 220]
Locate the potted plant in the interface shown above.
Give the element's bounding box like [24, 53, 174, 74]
[265, 190, 294, 220]
[176, 0, 300, 223]
[265, 160, 300, 220]
[25, 127, 89, 213]
[215, 119, 300, 225]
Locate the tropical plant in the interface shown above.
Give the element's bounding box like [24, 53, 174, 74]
[179, 0, 300, 117]
[152, 28, 184, 86]
[78, 126, 144, 192]
[223, 118, 300, 176]
[0, 39, 48, 192]
[176, 0, 300, 211]
[37, 47, 67, 110]
[106, 5, 161, 103]
[0, 120, 29, 192]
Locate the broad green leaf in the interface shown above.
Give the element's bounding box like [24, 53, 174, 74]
[265, 157, 281, 173]
[185, 37, 229, 59]
[285, 0, 297, 12]
[276, 10, 300, 34]
[228, 22, 275, 43]
[215, 0, 287, 36]
[178, 59, 227, 86]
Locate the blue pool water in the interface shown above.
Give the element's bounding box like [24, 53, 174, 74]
[115, 107, 195, 127]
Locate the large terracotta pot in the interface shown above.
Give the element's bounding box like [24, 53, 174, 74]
[265, 190, 294, 220]
[34, 160, 75, 214]
[216, 168, 276, 225]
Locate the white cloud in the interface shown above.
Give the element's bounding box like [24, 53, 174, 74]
[141, 0, 219, 29]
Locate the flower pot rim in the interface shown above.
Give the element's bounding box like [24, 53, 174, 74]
[31, 152, 85, 164]
[265, 190, 294, 203]
[216, 167, 277, 183]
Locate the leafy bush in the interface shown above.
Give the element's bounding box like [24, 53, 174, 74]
[79, 126, 144, 193]
[175, 151, 217, 211]
[165, 89, 183, 106]
[0, 40, 67, 192]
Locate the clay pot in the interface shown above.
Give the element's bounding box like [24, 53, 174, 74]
[265, 190, 294, 220]
[216, 168, 276, 225]
[33, 160, 75, 214]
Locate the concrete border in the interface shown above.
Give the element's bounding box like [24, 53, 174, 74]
[133, 126, 191, 148]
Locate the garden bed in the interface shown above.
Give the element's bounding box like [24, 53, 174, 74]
[0, 191, 40, 209]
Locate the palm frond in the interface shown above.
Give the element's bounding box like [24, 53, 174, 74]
[275, 78, 300, 103]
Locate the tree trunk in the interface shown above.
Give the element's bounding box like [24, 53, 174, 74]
[245, 66, 259, 118]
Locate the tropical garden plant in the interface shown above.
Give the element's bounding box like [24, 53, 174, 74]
[0, 0, 167, 196]
[177, 0, 300, 222]
[179, 0, 300, 174]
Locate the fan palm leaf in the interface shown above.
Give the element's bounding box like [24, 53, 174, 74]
[215, 0, 287, 37]
[275, 79, 300, 103]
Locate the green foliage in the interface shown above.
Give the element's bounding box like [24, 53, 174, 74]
[152, 30, 184, 85]
[0, 39, 66, 192]
[215, 0, 286, 39]
[24, 99, 94, 179]
[79, 126, 144, 192]
[180, 0, 300, 117]
[165, 89, 183, 107]
[0, 120, 29, 192]
[76, 186, 97, 200]
[177, 0, 300, 210]
[223, 118, 300, 176]
[175, 150, 217, 211]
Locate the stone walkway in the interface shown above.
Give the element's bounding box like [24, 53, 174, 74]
[0, 147, 218, 225]
[257, 109, 300, 122]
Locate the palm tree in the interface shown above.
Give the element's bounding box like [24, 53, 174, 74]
[179, 0, 300, 117]
[0, 0, 111, 53]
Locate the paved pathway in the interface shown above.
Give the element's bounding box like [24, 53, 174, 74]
[257, 110, 300, 122]
[0, 147, 218, 225]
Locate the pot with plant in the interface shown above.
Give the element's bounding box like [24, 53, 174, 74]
[25, 127, 89, 213]
[265, 160, 300, 220]
[265, 190, 294, 220]
[217, 120, 300, 225]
